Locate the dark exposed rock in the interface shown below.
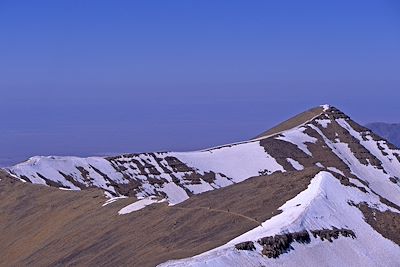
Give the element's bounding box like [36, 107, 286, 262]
[329, 172, 368, 193]
[310, 228, 356, 242]
[260, 236, 292, 258]
[389, 177, 399, 184]
[393, 152, 400, 163]
[36, 172, 66, 188]
[357, 202, 400, 246]
[239, 228, 357, 258]
[292, 230, 311, 243]
[76, 166, 92, 185]
[58, 171, 86, 190]
[258, 231, 310, 258]
[108, 179, 142, 197]
[148, 177, 168, 186]
[377, 142, 389, 156]
[235, 241, 256, 251]
[19, 175, 31, 183]
[164, 157, 193, 173]
[183, 172, 202, 184]
[259, 138, 312, 172]
[201, 171, 217, 184]
[150, 153, 174, 174]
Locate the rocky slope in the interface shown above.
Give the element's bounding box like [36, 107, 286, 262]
[1, 105, 400, 266]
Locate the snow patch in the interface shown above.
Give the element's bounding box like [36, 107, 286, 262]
[286, 158, 304, 171]
[103, 196, 128, 207]
[315, 162, 324, 168]
[161, 182, 190, 205]
[118, 197, 166, 215]
[276, 127, 317, 156]
[315, 119, 331, 128]
[327, 167, 345, 176]
[321, 104, 330, 112]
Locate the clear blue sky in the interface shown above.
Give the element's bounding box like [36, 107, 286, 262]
[0, 0, 399, 166]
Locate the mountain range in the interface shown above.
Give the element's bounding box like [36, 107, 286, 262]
[1, 105, 399, 266]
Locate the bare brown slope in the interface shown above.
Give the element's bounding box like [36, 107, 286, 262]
[254, 106, 323, 139]
[0, 168, 318, 267]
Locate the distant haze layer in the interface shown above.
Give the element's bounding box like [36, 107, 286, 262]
[366, 123, 400, 147]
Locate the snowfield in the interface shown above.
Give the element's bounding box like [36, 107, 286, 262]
[7, 141, 285, 206]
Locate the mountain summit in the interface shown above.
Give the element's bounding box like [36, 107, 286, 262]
[1, 105, 400, 266]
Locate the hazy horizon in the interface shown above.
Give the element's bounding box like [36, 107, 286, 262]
[0, 103, 396, 167]
[1, 1, 399, 166]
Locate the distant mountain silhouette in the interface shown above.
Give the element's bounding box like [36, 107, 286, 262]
[366, 122, 400, 148]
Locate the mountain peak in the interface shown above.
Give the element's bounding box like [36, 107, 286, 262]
[2, 105, 400, 266]
[320, 104, 331, 111]
[254, 104, 348, 140]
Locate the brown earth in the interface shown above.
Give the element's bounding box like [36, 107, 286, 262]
[254, 106, 323, 139]
[357, 203, 400, 246]
[0, 168, 318, 267]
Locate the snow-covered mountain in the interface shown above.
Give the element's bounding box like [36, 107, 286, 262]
[1, 105, 400, 266]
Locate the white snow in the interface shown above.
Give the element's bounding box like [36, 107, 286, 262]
[58, 187, 74, 191]
[8, 156, 126, 193]
[315, 162, 324, 168]
[275, 127, 317, 156]
[171, 141, 284, 183]
[160, 182, 190, 205]
[321, 104, 330, 112]
[118, 197, 166, 215]
[6, 141, 282, 206]
[327, 167, 345, 176]
[286, 158, 304, 171]
[102, 196, 128, 207]
[185, 182, 215, 195]
[315, 119, 331, 128]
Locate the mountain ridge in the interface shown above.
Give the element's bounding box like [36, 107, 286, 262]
[1, 104, 400, 266]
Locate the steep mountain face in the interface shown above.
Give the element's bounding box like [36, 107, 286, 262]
[1, 105, 400, 266]
[366, 122, 400, 148]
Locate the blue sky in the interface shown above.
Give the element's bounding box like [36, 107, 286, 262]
[0, 0, 399, 166]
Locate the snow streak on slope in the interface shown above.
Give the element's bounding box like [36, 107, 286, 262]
[337, 118, 400, 180]
[309, 123, 400, 207]
[118, 197, 166, 215]
[286, 158, 304, 171]
[160, 171, 400, 267]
